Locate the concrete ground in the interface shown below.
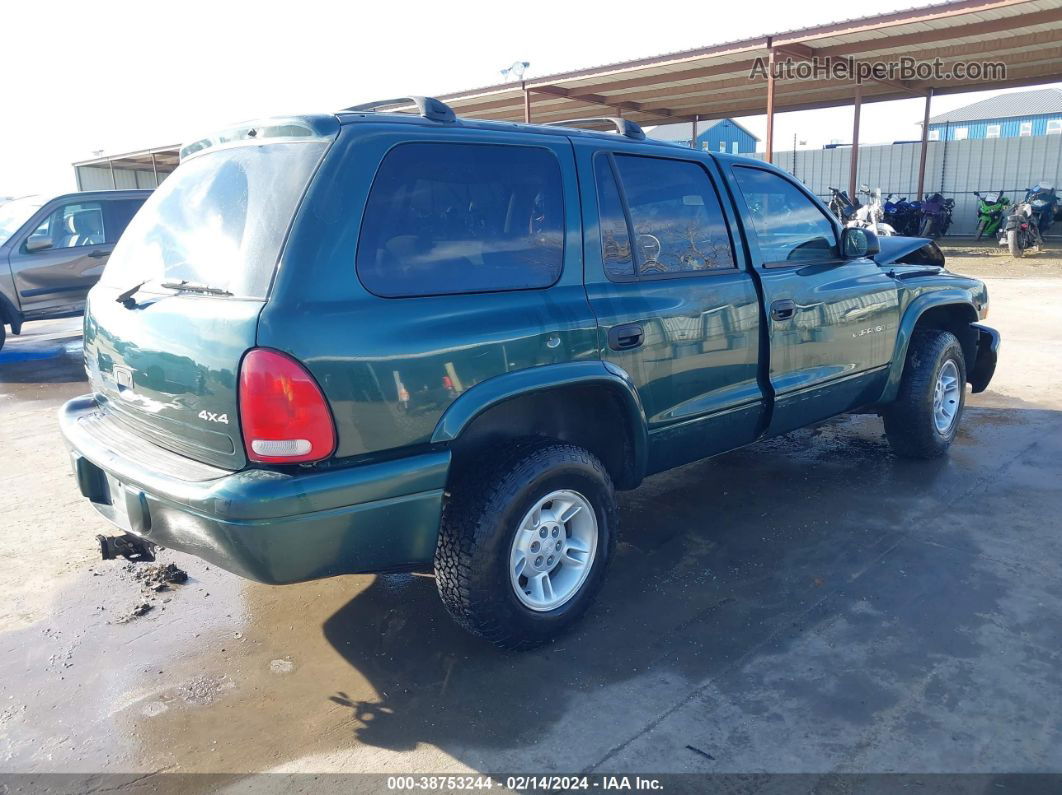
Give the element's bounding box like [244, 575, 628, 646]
[1, 244, 1060, 780]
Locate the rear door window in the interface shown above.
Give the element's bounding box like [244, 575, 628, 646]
[731, 166, 838, 264]
[356, 142, 564, 297]
[103, 198, 146, 244]
[595, 154, 735, 279]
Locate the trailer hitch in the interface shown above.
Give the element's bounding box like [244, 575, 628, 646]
[97, 533, 157, 563]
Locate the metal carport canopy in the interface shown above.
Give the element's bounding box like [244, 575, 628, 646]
[435, 0, 1062, 132]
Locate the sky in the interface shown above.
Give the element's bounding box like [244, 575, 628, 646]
[3, 0, 1057, 198]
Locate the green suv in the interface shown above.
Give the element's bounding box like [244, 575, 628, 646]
[59, 97, 998, 649]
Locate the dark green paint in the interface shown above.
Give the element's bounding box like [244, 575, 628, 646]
[63, 113, 996, 581]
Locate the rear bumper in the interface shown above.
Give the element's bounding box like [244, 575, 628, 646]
[969, 323, 999, 394]
[58, 395, 449, 584]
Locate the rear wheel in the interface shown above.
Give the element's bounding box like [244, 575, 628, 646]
[884, 330, 966, 459]
[435, 440, 617, 650]
[1007, 229, 1024, 258]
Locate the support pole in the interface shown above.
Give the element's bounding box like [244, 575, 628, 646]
[691, 115, 699, 150]
[916, 88, 934, 201]
[109, 160, 117, 190]
[150, 152, 159, 188]
[765, 39, 776, 163]
[523, 83, 531, 124]
[848, 84, 862, 202]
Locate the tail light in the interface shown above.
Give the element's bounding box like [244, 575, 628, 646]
[238, 348, 336, 464]
[1021, 223, 1029, 230]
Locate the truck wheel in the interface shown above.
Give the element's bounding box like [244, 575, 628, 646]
[884, 330, 967, 459]
[435, 440, 617, 650]
[1007, 229, 1024, 258]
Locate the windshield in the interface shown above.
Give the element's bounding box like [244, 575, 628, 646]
[100, 141, 327, 298]
[0, 196, 44, 246]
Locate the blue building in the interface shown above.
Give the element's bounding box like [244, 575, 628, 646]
[646, 119, 759, 154]
[925, 87, 1062, 142]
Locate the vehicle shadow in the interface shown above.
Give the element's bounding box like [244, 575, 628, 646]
[320, 406, 1057, 767]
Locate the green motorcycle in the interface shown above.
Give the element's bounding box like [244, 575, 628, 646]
[973, 191, 1010, 239]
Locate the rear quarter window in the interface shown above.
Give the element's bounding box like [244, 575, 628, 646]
[356, 142, 564, 297]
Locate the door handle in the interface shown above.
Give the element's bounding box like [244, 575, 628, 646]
[608, 323, 644, 351]
[87, 250, 108, 259]
[771, 299, 797, 321]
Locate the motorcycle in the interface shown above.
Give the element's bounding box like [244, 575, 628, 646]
[999, 183, 1057, 257]
[919, 192, 955, 238]
[827, 186, 858, 224]
[884, 194, 921, 237]
[849, 186, 896, 236]
[973, 191, 1010, 239]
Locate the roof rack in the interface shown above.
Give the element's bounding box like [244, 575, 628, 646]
[343, 96, 456, 123]
[541, 117, 646, 141]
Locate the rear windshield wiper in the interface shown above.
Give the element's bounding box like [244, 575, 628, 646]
[161, 280, 234, 297]
[116, 280, 148, 307]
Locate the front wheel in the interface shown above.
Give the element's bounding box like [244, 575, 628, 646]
[884, 330, 967, 459]
[975, 219, 986, 240]
[1008, 229, 1024, 258]
[919, 217, 934, 237]
[435, 440, 617, 650]
[0, 322, 6, 352]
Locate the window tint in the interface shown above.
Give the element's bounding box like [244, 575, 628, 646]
[101, 142, 326, 299]
[103, 199, 146, 243]
[357, 143, 564, 297]
[594, 156, 634, 279]
[612, 155, 734, 276]
[27, 202, 105, 251]
[732, 167, 837, 264]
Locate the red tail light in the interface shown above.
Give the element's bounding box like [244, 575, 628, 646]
[238, 348, 336, 464]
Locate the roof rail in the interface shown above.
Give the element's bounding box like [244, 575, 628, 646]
[542, 117, 646, 141]
[343, 96, 456, 123]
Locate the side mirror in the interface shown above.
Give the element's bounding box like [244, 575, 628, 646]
[25, 236, 53, 253]
[841, 226, 879, 259]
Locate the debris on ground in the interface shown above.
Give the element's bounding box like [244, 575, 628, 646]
[117, 602, 154, 623]
[132, 562, 189, 592]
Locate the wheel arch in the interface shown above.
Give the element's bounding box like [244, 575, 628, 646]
[0, 289, 22, 335]
[879, 293, 979, 404]
[432, 361, 649, 490]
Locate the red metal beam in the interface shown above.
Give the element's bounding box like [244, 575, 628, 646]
[916, 89, 933, 201]
[848, 84, 862, 202]
[765, 40, 776, 163]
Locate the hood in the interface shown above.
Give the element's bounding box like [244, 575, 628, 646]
[873, 235, 945, 268]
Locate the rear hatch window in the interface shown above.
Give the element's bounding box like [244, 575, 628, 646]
[86, 138, 329, 470]
[100, 141, 327, 298]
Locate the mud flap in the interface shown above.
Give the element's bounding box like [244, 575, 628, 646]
[969, 323, 999, 394]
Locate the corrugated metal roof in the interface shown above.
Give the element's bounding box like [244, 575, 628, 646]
[927, 87, 1062, 124]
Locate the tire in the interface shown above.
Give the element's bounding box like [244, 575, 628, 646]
[975, 220, 986, 240]
[884, 330, 967, 459]
[0, 322, 5, 352]
[919, 217, 933, 237]
[435, 439, 617, 650]
[1008, 229, 1024, 258]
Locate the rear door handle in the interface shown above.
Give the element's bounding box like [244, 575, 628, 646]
[608, 323, 644, 351]
[771, 299, 797, 321]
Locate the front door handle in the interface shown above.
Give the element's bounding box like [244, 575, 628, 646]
[87, 250, 108, 259]
[608, 323, 644, 351]
[771, 299, 797, 321]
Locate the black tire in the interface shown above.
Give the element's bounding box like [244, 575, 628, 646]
[0, 322, 5, 352]
[975, 219, 986, 240]
[1007, 229, 1024, 258]
[435, 439, 617, 650]
[884, 330, 967, 459]
[919, 217, 933, 238]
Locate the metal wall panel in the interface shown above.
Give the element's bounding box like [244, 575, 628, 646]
[749, 135, 1062, 236]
